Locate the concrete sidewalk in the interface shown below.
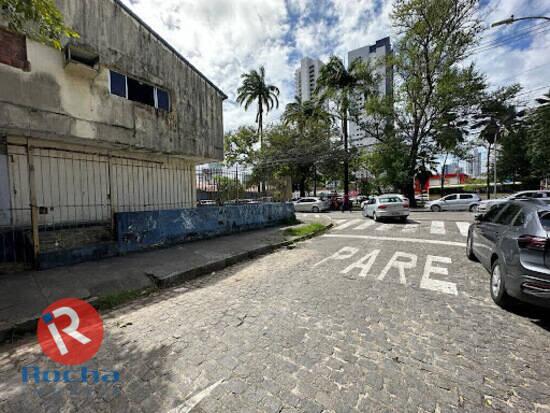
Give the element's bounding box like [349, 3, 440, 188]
[0, 221, 332, 341]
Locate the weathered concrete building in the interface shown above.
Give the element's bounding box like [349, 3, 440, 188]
[0, 0, 226, 266]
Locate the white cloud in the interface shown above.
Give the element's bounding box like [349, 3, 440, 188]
[120, 0, 550, 131]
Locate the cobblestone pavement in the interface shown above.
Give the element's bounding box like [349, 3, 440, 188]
[1, 212, 549, 412]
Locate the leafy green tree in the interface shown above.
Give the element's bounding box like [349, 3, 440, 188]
[224, 126, 258, 167]
[214, 176, 245, 203]
[473, 85, 521, 198]
[390, 0, 485, 205]
[527, 90, 550, 184]
[0, 0, 78, 49]
[497, 124, 533, 185]
[236, 66, 280, 146]
[362, 136, 410, 193]
[315, 56, 377, 197]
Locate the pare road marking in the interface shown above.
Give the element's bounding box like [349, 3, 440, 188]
[315, 246, 458, 296]
[322, 234, 465, 247]
[354, 220, 375, 230]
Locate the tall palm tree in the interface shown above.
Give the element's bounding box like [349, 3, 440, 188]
[236, 66, 280, 147]
[283, 97, 333, 195]
[315, 56, 377, 197]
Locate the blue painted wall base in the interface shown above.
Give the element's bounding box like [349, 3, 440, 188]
[115, 203, 295, 253]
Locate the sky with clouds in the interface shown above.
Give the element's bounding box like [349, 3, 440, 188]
[121, 0, 550, 133]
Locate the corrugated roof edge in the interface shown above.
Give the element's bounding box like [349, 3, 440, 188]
[113, 0, 228, 100]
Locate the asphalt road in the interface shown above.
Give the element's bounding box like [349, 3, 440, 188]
[1, 211, 549, 412]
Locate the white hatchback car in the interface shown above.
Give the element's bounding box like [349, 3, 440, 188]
[293, 197, 330, 213]
[362, 195, 410, 222]
[426, 193, 481, 212]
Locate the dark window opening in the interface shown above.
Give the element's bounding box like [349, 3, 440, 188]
[110, 71, 126, 98]
[156, 89, 170, 111]
[127, 77, 155, 107]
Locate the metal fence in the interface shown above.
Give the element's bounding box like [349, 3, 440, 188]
[0, 143, 195, 270]
[195, 168, 291, 205]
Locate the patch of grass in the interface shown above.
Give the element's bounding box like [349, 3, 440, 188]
[94, 287, 157, 311]
[283, 222, 326, 238]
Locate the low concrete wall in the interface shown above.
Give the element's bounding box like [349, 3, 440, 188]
[115, 203, 295, 253]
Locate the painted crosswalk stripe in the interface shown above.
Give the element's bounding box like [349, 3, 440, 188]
[332, 219, 347, 226]
[375, 224, 394, 232]
[335, 219, 362, 230]
[402, 224, 419, 233]
[354, 220, 375, 230]
[456, 222, 470, 237]
[430, 221, 446, 235]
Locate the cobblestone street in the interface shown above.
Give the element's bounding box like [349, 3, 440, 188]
[1, 212, 549, 412]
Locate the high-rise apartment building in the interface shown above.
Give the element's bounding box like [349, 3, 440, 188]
[294, 57, 324, 101]
[348, 37, 393, 149]
[465, 150, 482, 178]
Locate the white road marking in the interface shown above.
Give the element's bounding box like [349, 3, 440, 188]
[402, 224, 419, 233]
[334, 219, 362, 230]
[314, 214, 320, 218]
[341, 249, 380, 277]
[456, 222, 470, 237]
[430, 221, 446, 235]
[377, 252, 417, 284]
[375, 224, 395, 232]
[354, 220, 375, 230]
[420, 256, 457, 295]
[322, 234, 465, 247]
[313, 246, 358, 267]
[331, 219, 348, 226]
[169, 379, 225, 413]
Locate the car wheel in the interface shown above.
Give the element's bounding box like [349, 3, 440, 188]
[373, 212, 379, 222]
[431, 205, 441, 212]
[312, 206, 319, 213]
[490, 260, 512, 308]
[469, 204, 478, 213]
[399, 216, 407, 223]
[466, 230, 478, 261]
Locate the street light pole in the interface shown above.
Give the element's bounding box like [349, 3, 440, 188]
[492, 15, 550, 27]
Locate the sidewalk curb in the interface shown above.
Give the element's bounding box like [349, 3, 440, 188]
[0, 222, 333, 344]
[148, 221, 334, 288]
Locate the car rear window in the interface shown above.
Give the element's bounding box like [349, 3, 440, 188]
[539, 211, 550, 230]
[495, 204, 522, 225]
[379, 197, 402, 203]
[461, 194, 473, 199]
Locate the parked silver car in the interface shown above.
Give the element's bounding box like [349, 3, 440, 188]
[426, 193, 481, 212]
[477, 190, 550, 213]
[293, 197, 329, 213]
[467, 199, 550, 309]
[362, 195, 410, 222]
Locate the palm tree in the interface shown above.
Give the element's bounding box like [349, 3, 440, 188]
[236, 66, 280, 147]
[283, 97, 333, 195]
[473, 85, 522, 199]
[315, 56, 377, 197]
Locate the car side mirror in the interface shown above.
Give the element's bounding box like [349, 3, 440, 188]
[474, 213, 484, 222]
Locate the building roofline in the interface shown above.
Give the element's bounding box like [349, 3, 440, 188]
[113, 0, 227, 100]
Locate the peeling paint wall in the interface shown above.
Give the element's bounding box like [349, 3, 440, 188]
[0, 0, 225, 161]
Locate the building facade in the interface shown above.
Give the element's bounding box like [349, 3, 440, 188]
[465, 150, 482, 178]
[0, 0, 225, 264]
[294, 57, 324, 101]
[348, 37, 393, 149]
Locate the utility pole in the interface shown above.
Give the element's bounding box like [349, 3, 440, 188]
[492, 15, 550, 27]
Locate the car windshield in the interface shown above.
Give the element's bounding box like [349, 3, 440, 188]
[379, 197, 402, 203]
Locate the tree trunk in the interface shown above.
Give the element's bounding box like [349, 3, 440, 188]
[342, 113, 349, 197]
[313, 164, 317, 196]
[440, 153, 448, 197]
[299, 175, 306, 197]
[486, 143, 492, 200]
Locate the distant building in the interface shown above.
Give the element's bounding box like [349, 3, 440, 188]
[415, 173, 470, 194]
[348, 37, 393, 149]
[465, 151, 482, 178]
[294, 57, 324, 101]
[445, 162, 462, 175]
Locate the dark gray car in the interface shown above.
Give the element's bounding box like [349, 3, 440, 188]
[466, 199, 550, 308]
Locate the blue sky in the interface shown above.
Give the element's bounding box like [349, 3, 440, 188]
[121, 0, 550, 132]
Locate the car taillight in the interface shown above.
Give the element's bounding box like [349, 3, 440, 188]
[403, 201, 409, 208]
[378, 205, 387, 209]
[518, 235, 548, 251]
